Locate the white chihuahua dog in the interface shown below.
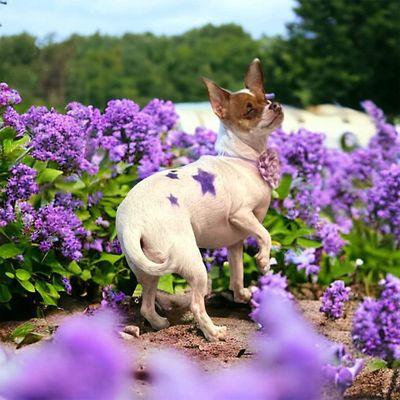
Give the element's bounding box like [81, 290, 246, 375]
[116, 58, 284, 341]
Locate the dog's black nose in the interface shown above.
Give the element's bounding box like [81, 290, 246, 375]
[269, 102, 281, 112]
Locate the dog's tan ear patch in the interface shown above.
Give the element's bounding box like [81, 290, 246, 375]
[244, 58, 264, 94]
[201, 77, 231, 119]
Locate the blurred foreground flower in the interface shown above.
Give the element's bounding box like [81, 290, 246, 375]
[0, 312, 131, 400]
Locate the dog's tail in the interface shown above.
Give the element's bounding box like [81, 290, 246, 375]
[121, 226, 173, 276]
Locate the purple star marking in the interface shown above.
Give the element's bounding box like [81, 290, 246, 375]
[166, 171, 179, 179]
[167, 193, 179, 206]
[192, 168, 216, 196]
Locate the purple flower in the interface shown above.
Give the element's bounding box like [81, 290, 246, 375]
[0, 312, 131, 400]
[105, 239, 122, 254]
[148, 289, 335, 400]
[366, 164, 400, 243]
[142, 98, 179, 132]
[2, 107, 25, 136]
[54, 192, 83, 210]
[316, 220, 345, 257]
[62, 277, 72, 295]
[101, 286, 126, 310]
[25, 202, 87, 260]
[87, 191, 103, 207]
[166, 127, 217, 165]
[250, 271, 293, 324]
[352, 274, 400, 363]
[323, 344, 364, 393]
[0, 83, 21, 107]
[5, 163, 38, 205]
[320, 280, 351, 319]
[285, 248, 320, 276]
[201, 247, 228, 271]
[25, 108, 98, 175]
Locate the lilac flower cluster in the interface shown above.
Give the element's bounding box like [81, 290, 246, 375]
[0, 312, 131, 400]
[285, 248, 320, 276]
[23, 201, 87, 260]
[366, 164, 400, 241]
[142, 98, 179, 133]
[2, 106, 25, 136]
[0, 82, 21, 107]
[101, 285, 126, 310]
[250, 271, 294, 324]
[5, 163, 38, 205]
[352, 274, 400, 363]
[0, 164, 38, 227]
[201, 247, 228, 271]
[166, 127, 217, 165]
[270, 128, 346, 256]
[320, 280, 351, 319]
[23, 107, 99, 175]
[99, 98, 178, 178]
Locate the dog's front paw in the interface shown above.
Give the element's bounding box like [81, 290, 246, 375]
[233, 287, 252, 303]
[255, 251, 270, 274]
[203, 325, 227, 342]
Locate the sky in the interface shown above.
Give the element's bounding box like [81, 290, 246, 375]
[0, 0, 296, 39]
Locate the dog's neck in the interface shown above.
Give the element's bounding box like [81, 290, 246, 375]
[216, 122, 267, 162]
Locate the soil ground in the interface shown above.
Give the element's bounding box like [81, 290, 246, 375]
[0, 291, 399, 399]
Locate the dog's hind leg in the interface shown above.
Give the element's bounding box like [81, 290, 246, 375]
[126, 257, 170, 330]
[179, 247, 227, 342]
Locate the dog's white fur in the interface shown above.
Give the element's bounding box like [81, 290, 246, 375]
[116, 63, 283, 341]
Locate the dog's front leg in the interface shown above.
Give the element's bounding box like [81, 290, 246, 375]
[229, 209, 272, 274]
[228, 242, 251, 303]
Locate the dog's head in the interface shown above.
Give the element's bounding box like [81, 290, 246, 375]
[202, 58, 283, 148]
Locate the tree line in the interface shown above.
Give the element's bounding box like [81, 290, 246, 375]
[1, 0, 399, 115]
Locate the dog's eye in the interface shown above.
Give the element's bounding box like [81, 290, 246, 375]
[246, 103, 254, 115]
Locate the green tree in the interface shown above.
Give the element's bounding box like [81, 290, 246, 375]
[264, 0, 400, 114]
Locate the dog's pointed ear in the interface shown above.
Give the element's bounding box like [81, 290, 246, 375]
[244, 58, 264, 94]
[201, 77, 230, 118]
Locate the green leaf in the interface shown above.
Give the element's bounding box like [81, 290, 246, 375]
[276, 174, 292, 199]
[16, 332, 44, 349]
[80, 269, 92, 281]
[367, 358, 388, 371]
[5, 272, 15, 279]
[54, 178, 85, 193]
[104, 206, 116, 217]
[10, 322, 35, 340]
[35, 282, 58, 306]
[133, 284, 142, 297]
[37, 168, 63, 184]
[0, 284, 12, 302]
[68, 261, 82, 275]
[18, 279, 36, 293]
[15, 269, 31, 281]
[0, 243, 21, 259]
[158, 274, 174, 294]
[92, 253, 124, 265]
[297, 237, 322, 248]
